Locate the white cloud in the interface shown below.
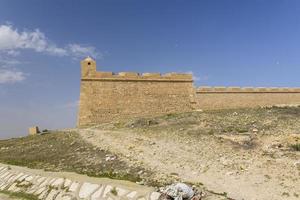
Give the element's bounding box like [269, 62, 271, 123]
[0, 24, 99, 58]
[0, 69, 26, 84]
[67, 44, 100, 59]
[0, 24, 100, 84]
[185, 71, 209, 82]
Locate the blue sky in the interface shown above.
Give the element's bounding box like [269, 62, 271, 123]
[0, 0, 300, 138]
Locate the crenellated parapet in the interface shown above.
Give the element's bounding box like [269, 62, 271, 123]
[80, 57, 193, 82]
[84, 72, 193, 82]
[197, 86, 300, 93]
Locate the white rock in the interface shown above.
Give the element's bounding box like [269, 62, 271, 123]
[0, 172, 10, 179]
[18, 174, 28, 181]
[102, 185, 113, 198]
[63, 179, 72, 188]
[294, 160, 300, 168]
[69, 181, 80, 192]
[91, 185, 104, 200]
[45, 189, 59, 200]
[0, 182, 11, 190]
[51, 178, 64, 187]
[48, 178, 57, 185]
[7, 183, 17, 191]
[7, 174, 16, 182]
[3, 173, 13, 181]
[60, 195, 73, 200]
[36, 177, 47, 185]
[14, 173, 25, 181]
[38, 189, 49, 199]
[126, 191, 137, 198]
[0, 168, 7, 175]
[78, 182, 99, 199]
[116, 187, 129, 196]
[25, 175, 34, 181]
[34, 186, 47, 195]
[39, 178, 52, 187]
[150, 192, 161, 200]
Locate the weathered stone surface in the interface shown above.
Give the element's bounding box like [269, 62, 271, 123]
[45, 189, 59, 200]
[34, 186, 47, 195]
[0, 165, 155, 200]
[63, 179, 72, 188]
[102, 185, 113, 198]
[126, 191, 137, 198]
[196, 87, 300, 110]
[69, 181, 79, 192]
[116, 187, 129, 196]
[91, 185, 104, 200]
[51, 178, 64, 188]
[29, 126, 40, 135]
[78, 182, 99, 198]
[78, 57, 195, 127]
[150, 192, 161, 200]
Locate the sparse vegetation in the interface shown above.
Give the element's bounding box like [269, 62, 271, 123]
[290, 143, 300, 151]
[0, 131, 144, 183]
[0, 190, 38, 200]
[110, 187, 118, 196]
[0, 106, 300, 199]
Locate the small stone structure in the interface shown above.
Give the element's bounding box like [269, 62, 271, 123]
[28, 126, 40, 136]
[77, 57, 300, 127]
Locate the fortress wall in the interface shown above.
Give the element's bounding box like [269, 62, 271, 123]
[78, 58, 300, 126]
[196, 87, 300, 110]
[78, 58, 195, 127]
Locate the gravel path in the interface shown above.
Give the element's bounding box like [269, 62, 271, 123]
[80, 127, 300, 200]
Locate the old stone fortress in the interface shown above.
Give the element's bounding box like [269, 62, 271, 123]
[78, 57, 300, 127]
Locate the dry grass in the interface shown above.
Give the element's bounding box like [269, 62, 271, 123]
[0, 190, 38, 200]
[0, 131, 144, 182]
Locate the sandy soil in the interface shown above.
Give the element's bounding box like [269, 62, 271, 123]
[0, 194, 13, 200]
[79, 124, 300, 200]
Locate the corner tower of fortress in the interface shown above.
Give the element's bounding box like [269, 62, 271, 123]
[81, 56, 96, 77]
[77, 57, 196, 127]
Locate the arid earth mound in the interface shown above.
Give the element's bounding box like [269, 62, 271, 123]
[0, 107, 300, 200]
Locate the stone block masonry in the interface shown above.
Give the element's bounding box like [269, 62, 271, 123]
[0, 165, 160, 200]
[77, 57, 300, 126]
[28, 126, 40, 136]
[196, 87, 300, 110]
[78, 57, 196, 127]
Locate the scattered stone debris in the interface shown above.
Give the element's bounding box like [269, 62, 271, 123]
[105, 154, 117, 161]
[159, 183, 204, 200]
[252, 128, 258, 133]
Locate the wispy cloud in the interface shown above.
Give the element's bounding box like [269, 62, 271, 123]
[186, 71, 209, 82]
[0, 24, 99, 58]
[0, 24, 100, 84]
[67, 44, 100, 59]
[0, 69, 26, 84]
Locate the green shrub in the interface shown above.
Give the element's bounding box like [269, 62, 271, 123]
[290, 143, 300, 151]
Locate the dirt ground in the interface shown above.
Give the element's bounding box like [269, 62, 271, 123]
[79, 107, 300, 200]
[0, 194, 13, 200]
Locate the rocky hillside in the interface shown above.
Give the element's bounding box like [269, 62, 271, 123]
[0, 106, 300, 200]
[80, 106, 300, 200]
